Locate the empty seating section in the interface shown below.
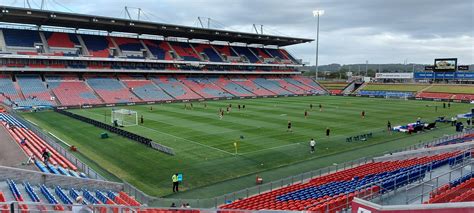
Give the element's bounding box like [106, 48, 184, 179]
[291, 76, 326, 94]
[416, 92, 454, 100]
[266, 48, 289, 60]
[0, 113, 78, 172]
[179, 76, 233, 98]
[3, 29, 41, 49]
[151, 76, 202, 100]
[0, 75, 22, 105]
[113, 37, 145, 59]
[0, 74, 325, 107]
[143, 40, 173, 60]
[47, 80, 102, 106]
[43, 32, 80, 56]
[359, 91, 413, 97]
[16, 75, 55, 106]
[1, 29, 301, 66]
[221, 151, 463, 211]
[250, 48, 273, 62]
[211, 76, 254, 97]
[267, 77, 307, 95]
[1, 180, 144, 211]
[232, 77, 275, 96]
[428, 172, 474, 203]
[44, 32, 79, 48]
[213, 45, 238, 59]
[192, 44, 223, 62]
[113, 37, 143, 52]
[284, 77, 318, 93]
[81, 35, 113, 57]
[231, 46, 260, 63]
[279, 49, 299, 64]
[251, 77, 292, 95]
[86, 76, 140, 103]
[168, 42, 201, 61]
[123, 80, 173, 101]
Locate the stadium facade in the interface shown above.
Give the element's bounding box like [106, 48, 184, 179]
[0, 6, 331, 110]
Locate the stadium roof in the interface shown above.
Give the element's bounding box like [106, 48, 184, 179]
[0, 6, 313, 46]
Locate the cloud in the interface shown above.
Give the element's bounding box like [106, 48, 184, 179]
[8, 0, 474, 64]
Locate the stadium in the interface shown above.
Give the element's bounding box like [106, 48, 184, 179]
[0, 1, 473, 213]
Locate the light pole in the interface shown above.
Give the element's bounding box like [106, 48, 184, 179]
[313, 9, 324, 80]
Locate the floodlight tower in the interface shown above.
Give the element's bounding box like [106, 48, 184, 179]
[313, 9, 324, 80]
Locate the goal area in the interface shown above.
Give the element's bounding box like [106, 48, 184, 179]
[111, 109, 138, 127]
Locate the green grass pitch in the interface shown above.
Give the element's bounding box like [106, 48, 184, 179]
[20, 96, 471, 198]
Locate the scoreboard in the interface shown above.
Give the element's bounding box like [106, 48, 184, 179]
[434, 58, 457, 72]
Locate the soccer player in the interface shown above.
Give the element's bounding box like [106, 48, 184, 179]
[204, 103, 207, 109]
[287, 121, 292, 132]
[361, 111, 365, 118]
[304, 110, 308, 119]
[448, 102, 451, 108]
[150, 106, 153, 111]
[319, 104, 323, 112]
[238, 104, 241, 111]
[326, 127, 330, 137]
[310, 104, 313, 111]
[140, 115, 144, 124]
[387, 121, 392, 133]
[310, 138, 316, 153]
[443, 102, 446, 108]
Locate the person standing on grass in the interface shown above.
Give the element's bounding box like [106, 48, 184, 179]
[326, 127, 331, 137]
[448, 102, 451, 108]
[310, 104, 313, 111]
[361, 111, 365, 119]
[140, 115, 144, 124]
[172, 173, 179, 192]
[443, 102, 446, 109]
[310, 138, 316, 153]
[304, 110, 308, 119]
[319, 104, 323, 112]
[287, 121, 292, 132]
[238, 104, 241, 111]
[387, 121, 392, 132]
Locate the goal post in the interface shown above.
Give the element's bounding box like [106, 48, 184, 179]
[111, 109, 138, 127]
[385, 92, 409, 100]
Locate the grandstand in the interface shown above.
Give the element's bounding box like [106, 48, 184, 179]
[0, 4, 472, 213]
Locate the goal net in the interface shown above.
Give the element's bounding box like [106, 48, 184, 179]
[111, 109, 138, 127]
[385, 92, 409, 100]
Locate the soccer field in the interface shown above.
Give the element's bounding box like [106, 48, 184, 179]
[20, 96, 471, 198]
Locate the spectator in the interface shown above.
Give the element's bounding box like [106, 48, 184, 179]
[20, 137, 26, 146]
[42, 149, 51, 164]
[170, 203, 176, 208]
[72, 196, 92, 213]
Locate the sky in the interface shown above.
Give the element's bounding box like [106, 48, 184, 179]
[4, 0, 474, 65]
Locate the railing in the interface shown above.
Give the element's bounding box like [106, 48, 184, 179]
[0, 202, 309, 213]
[371, 148, 473, 206]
